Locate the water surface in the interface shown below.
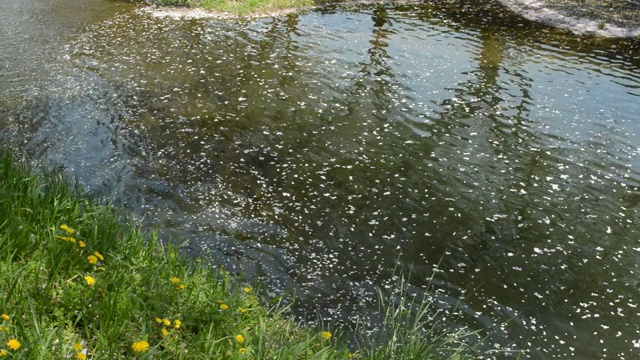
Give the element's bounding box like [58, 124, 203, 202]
[1, 1, 640, 358]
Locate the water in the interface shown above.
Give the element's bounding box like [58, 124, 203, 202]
[1, 0, 640, 358]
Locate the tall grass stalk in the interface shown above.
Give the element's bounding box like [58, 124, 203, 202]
[349, 275, 481, 360]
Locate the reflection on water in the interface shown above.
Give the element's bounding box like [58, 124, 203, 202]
[1, 0, 640, 358]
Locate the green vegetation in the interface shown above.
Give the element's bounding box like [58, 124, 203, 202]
[0, 152, 494, 359]
[154, 0, 315, 16]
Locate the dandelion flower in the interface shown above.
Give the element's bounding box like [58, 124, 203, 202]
[131, 340, 149, 352]
[56, 235, 76, 243]
[239, 348, 247, 354]
[94, 252, 104, 261]
[161, 328, 169, 337]
[78, 241, 86, 248]
[235, 334, 245, 343]
[219, 304, 229, 310]
[162, 318, 170, 326]
[243, 287, 251, 293]
[238, 307, 246, 313]
[7, 339, 20, 350]
[174, 319, 181, 329]
[97, 267, 106, 272]
[178, 284, 185, 290]
[74, 343, 83, 351]
[60, 224, 75, 234]
[155, 318, 162, 323]
[171, 277, 180, 283]
[0, 314, 7, 321]
[0, 326, 3, 331]
[320, 331, 332, 340]
[87, 255, 98, 264]
[0, 349, 6, 356]
[84, 276, 95, 286]
[77, 352, 87, 360]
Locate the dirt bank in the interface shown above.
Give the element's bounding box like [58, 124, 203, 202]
[499, 0, 640, 37]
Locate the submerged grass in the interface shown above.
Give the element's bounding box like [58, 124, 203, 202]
[0, 152, 495, 359]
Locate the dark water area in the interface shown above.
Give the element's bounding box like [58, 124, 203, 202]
[1, 0, 640, 358]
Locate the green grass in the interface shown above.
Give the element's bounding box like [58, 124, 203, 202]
[154, 0, 315, 16]
[0, 152, 499, 359]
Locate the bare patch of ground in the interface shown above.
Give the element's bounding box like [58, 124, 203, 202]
[499, 0, 640, 37]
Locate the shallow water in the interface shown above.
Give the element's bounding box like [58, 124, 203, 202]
[1, 0, 640, 358]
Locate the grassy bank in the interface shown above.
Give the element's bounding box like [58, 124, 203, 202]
[153, 0, 315, 16]
[0, 153, 492, 359]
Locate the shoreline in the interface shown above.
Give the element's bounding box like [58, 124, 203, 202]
[498, 0, 640, 38]
[142, 0, 640, 38]
[0, 151, 492, 358]
[139, 4, 305, 19]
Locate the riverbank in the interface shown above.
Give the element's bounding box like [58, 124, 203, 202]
[144, 0, 313, 18]
[0, 152, 493, 358]
[498, 0, 640, 37]
[144, 0, 640, 37]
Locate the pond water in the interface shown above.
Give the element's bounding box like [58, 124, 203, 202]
[1, 0, 640, 358]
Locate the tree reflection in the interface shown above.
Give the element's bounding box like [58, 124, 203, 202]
[352, 5, 398, 122]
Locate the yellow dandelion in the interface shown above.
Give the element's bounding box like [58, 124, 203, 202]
[97, 267, 106, 271]
[84, 275, 96, 286]
[162, 318, 170, 326]
[161, 328, 169, 337]
[235, 334, 245, 343]
[0, 349, 7, 356]
[219, 304, 229, 310]
[78, 241, 86, 248]
[155, 318, 162, 323]
[239, 348, 247, 354]
[60, 224, 75, 234]
[174, 319, 181, 329]
[170, 277, 180, 283]
[56, 235, 76, 243]
[77, 352, 87, 360]
[243, 287, 251, 293]
[7, 338, 20, 350]
[0, 325, 3, 331]
[320, 331, 332, 340]
[87, 255, 98, 264]
[131, 340, 149, 352]
[74, 343, 83, 351]
[238, 307, 246, 313]
[178, 283, 185, 290]
[0, 314, 8, 321]
[348, 353, 353, 359]
[94, 252, 104, 261]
